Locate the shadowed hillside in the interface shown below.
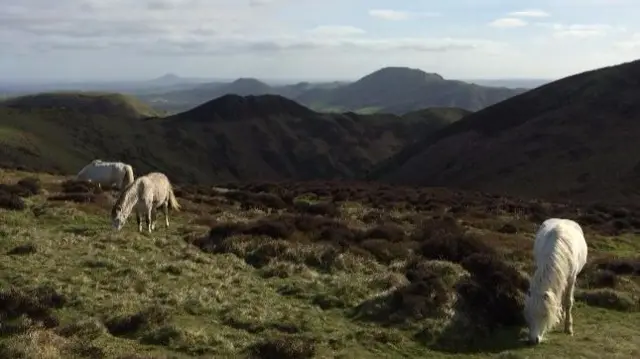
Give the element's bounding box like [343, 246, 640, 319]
[141, 67, 526, 115]
[0, 92, 468, 183]
[159, 94, 469, 181]
[370, 58, 640, 204]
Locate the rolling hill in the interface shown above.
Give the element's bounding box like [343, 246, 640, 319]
[141, 67, 527, 115]
[0, 92, 469, 183]
[369, 58, 640, 204]
[3, 91, 164, 118]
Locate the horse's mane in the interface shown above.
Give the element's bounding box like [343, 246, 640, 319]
[529, 225, 575, 329]
[112, 179, 140, 219]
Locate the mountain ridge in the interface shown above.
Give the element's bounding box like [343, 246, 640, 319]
[370, 58, 640, 204]
[0, 91, 470, 183]
[140, 66, 527, 115]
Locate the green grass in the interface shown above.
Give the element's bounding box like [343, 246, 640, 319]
[0, 170, 639, 358]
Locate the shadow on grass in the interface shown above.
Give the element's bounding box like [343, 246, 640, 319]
[423, 323, 529, 354]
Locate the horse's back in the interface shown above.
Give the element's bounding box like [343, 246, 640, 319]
[138, 172, 171, 203]
[145, 172, 171, 186]
[78, 160, 113, 178]
[535, 218, 588, 274]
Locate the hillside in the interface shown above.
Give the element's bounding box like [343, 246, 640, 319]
[370, 58, 640, 204]
[1, 170, 639, 358]
[0, 92, 467, 183]
[158, 94, 468, 181]
[2, 92, 164, 118]
[141, 67, 526, 115]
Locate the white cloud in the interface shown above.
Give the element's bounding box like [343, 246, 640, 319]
[488, 18, 528, 28]
[307, 25, 366, 37]
[5, 0, 636, 81]
[614, 33, 640, 49]
[535, 23, 626, 38]
[139, 37, 505, 56]
[249, 0, 275, 6]
[507, 9, 550, 17]
[0, 1, 500, 56]
[368, 9, 440, 21]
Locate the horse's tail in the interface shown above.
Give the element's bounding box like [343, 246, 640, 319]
[123, 165, 135, 187]
[167, 186, 181, 212]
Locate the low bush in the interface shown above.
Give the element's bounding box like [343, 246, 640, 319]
[249, 335, 317, 359]
[0, 191, 26, 210]
[0, 285, 67, 333]
[415, 217, 498, 263]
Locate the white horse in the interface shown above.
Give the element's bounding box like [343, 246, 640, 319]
[524, 218, 588, 345]
[76, 159, 135, 190]
[111, 172, 181, 233]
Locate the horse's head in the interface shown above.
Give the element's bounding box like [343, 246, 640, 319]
[111, 204, 125, 230]
[523, 289, 559, 345]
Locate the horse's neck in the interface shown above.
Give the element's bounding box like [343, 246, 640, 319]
[119, 183, 140, 214]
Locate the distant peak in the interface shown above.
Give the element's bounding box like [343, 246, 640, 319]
[230, 77, 267, 85]
[360, 66, 444, 82]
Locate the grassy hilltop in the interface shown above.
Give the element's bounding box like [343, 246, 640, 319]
[3, 92, 164, 119]
[0, 169, 639, 358]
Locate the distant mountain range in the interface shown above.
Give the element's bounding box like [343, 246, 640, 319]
[2, 67, 546, 116]
[139, 67, 530, 115]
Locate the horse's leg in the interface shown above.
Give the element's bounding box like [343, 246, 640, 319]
[150, 208, 157, 231]
[164, 201, 170, 228]
[563, 275, 577, 335]
[136, 210, 142, 233]
[146, 205, 153, 233]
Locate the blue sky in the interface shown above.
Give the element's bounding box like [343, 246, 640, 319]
[1, 0, 640, 82]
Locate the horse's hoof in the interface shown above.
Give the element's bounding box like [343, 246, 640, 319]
[526, 336, 542, 346]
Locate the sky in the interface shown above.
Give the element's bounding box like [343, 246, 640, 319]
[2, 0, 640, 82]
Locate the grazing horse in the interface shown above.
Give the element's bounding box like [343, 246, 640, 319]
[111, 172, 181, 233]
[524, 218, 588, 345]
[76, 159, 135, 190]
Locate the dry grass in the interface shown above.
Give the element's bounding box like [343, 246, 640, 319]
[0, 169, 639, 358]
